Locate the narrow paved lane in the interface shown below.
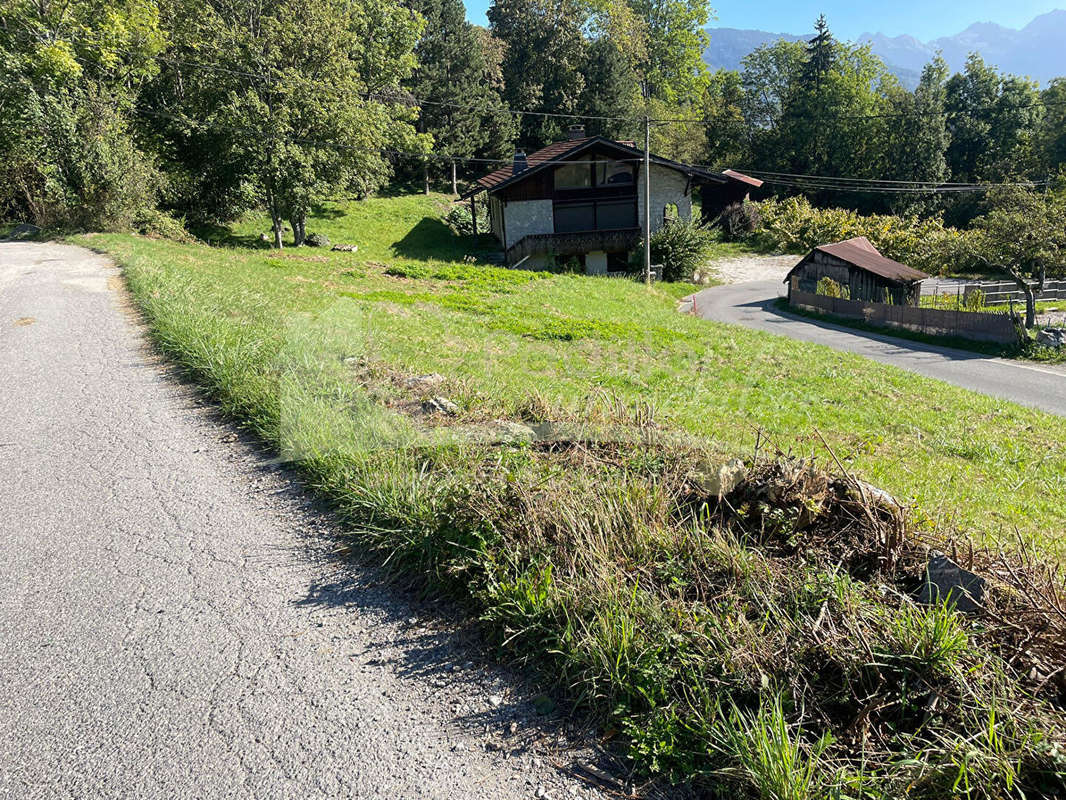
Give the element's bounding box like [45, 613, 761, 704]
[685, 281, 1066, 417]
[0, 243, 602, 799]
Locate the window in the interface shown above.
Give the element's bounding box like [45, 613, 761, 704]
[597, 199, 637, 229]
[555, 163, 592, 189]
[555, 158, 635, 191]
[555, 202, 596, 233]
[597, 160, 634, 186]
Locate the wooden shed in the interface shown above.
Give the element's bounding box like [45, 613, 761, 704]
[784, 237, 929, 306]
[700, 170, 764, 223]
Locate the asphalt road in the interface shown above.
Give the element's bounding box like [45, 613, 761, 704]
[0, 243, 607, 799]
[685, 280, 1066, 417]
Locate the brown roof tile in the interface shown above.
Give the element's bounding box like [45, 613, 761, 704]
[472, 137, 594, 193]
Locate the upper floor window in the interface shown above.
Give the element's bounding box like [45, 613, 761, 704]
[555, 158, 635, 190]
[555, 163, 592, 189]
[598, 160, 634, 186]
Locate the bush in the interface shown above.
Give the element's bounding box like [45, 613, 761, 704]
[132, 208, 196, 243]
[648, 218, 716, 282]
[750, 196, 977, 276]
[816, 277, 849, 299]
[442, 202, 489, 237]
[718, 201, 762, 241]
[0, 87, 160, 232]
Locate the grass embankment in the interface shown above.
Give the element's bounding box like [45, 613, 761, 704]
[75, 194, 1066, 796]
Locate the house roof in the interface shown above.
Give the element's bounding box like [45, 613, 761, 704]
[786, 236, 929, 284]
[722, 169, 764, 188]
[460, 136, 726, 199]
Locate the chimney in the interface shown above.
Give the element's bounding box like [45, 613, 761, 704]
[568, 124, 586, 141]
[512, 151, 528, 174]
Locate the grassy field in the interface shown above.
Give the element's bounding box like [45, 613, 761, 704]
[73, 193, 1066, 796]
[90, 194, 1066, 555]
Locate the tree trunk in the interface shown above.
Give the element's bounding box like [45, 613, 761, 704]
[424, 161, 430, 195]
[291, 215, 306, 247]
[1007, 263, 1046, 329]
[266, 182, 283, 250]
[451, 160, 458, 196]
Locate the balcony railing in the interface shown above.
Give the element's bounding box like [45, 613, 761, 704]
[505, 228, 641, 266]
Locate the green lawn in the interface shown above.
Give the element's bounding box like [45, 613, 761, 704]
[72, 193, 1066, 795]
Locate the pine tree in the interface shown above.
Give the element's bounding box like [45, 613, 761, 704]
[488, 0, 590, 148]
[406, 0, 513, 194]
[802, 15, 835, 91]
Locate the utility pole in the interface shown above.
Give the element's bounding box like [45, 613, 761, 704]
[642, 83, 652, 287]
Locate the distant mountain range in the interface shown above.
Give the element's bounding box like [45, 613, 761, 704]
[704, 10, 1066, 88]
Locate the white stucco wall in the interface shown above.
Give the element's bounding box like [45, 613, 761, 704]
[502, 199, 553, 248]
[637, 164, 692, 233]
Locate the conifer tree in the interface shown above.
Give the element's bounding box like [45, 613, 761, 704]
[405, 0, 514, 193]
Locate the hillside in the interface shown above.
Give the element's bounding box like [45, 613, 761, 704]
[705, 10, 1066, 86]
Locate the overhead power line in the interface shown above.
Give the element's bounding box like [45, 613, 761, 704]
[132, 108, 1049, 195]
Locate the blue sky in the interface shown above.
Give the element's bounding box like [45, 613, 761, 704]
[463, 2, 1063, 41]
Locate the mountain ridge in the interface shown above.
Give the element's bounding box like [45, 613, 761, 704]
[705, 10, 1066, 87]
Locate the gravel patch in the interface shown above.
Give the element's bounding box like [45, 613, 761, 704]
[708, 254, 798, 284]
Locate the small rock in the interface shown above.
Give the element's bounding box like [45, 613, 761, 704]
[489, 694, 503, 708]
[918, 553, 986, 613]
[535, 787, 548, 799]
[404, 373, 445, 390]
[689, 458, 747, 499]
[1036, 328, 1066, 348]
[331, 243, 359, 252]
[423, 396, 459, 416]
[305, 232, 330, 248]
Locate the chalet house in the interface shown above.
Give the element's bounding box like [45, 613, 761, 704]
[461, 126, 761, 273]
[784, 237, 929, 305]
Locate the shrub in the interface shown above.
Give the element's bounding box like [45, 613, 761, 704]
[749, 196, 978, 276]
[132, 208, 196, 243]
[718, 201, 762, 241]
[816, 277, 849, 299]
[648, 218, 716, 282]
[442, 202, 489, 237]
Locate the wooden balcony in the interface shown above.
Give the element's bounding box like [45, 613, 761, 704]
[505, 228, 641, 266]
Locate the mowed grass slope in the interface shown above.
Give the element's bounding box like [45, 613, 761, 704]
[74, 194, 1066, 795]
[86, 194, 1065, 556]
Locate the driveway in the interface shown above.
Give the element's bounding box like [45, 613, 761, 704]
[0, 243, 606, 799]
[683, 280, 1066, 417]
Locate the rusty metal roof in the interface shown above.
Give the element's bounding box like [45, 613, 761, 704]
[460, 136, 724, 199]
[722, 169, 764, 188]
[811, 236, 929, 283]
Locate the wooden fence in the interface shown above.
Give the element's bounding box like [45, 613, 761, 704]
[789, 288, 1020, 344]
[959, 280, 1066, 306]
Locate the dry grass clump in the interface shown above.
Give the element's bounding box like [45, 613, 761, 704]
[316, 401, 1065, 797]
